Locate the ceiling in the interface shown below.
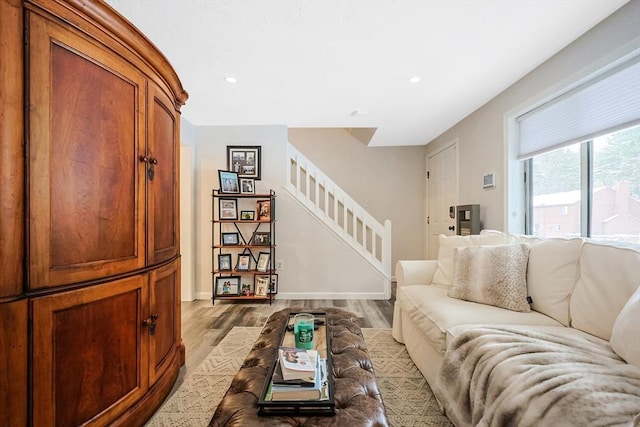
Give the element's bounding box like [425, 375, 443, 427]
[105, 0, 628, 147]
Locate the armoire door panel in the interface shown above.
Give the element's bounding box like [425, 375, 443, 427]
[31, 275, 148, 427]
[51, 44, 136, 266]
[0, 299, 27, 427]
[147, 83, 179, 265]
[0, 0, 24, 297]
[28, 12, 146, 288]
[149, 259, 180, 385]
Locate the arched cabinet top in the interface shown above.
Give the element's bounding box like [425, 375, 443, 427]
[26, 0, 189, 108]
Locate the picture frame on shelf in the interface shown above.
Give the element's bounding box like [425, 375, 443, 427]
[227, 145, 261, 180]
[269, 274, 278, 294]
[240, 178, 255, 194]
[240, 210, 255, 220]
[215, 276, 240, 296]
[218, 170, 240, 194]
[256, 251, 270, 272]
[218, 253, 232, 271]
[255, 275, 269, 297]
[236, 254, 251, 271]
[221, 232, 239, 246]
[219, 198, 238, 220]
[252, 231, 271, 246]
[257, 199, 271, 222]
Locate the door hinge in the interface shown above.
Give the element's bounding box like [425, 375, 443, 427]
[427, 171, 430, 179]
[427, 216, 430, 224]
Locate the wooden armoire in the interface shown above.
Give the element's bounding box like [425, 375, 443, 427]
[0, 0, 188, 425]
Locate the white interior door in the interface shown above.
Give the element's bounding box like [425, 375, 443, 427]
[427, 142, 458, 259]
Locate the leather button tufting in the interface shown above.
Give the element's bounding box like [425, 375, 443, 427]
[208, 308, 389, 427]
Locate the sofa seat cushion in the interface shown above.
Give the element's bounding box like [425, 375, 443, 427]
[396, 284, 563, 354]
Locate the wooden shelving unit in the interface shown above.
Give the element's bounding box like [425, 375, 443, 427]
[212, 189, 277, 304]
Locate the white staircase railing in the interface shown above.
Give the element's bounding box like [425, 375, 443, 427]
[285, 143, 392, 290]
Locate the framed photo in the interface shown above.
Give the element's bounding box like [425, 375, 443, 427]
[221, 232, 239, 246]
[257, 199, 271, 222]
[219, 198, 238, 220]
[218, 253, 232, 271]
[218, 170, 240, 194]
[227, 145, 261, 180]
[215, 276, 240, 296]
[256, 251, 270, 272]
[240, 178, 255, 194]
[252, 231, 271, 246]
[240, 210, 255, 221]
[254, 275, 269, 297]
[269, 274, 278, 294]
[236, 254, 251, 271]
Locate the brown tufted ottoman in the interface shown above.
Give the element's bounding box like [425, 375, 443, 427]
[209, 308, 390, 426]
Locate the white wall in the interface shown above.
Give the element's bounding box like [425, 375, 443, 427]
[191, 125, 387, 300]
[288, 128, 427, 266]
[424, 0, 640, 233]
[180, 117, 196, 301]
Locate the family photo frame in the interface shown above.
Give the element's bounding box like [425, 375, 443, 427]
[218, 170, 240, 194]
[257, 199, 271, 222]
[254, 275, 269, 297]
[221, 232, 239, 246]
[236, 254, 251, 271]
[215, 276, 240, 296]
[240, 210, 255, 220]
[240, 178, 255, 194]
[227, 146, 261, 180]
[218, 198, 238, 220]
[252, 231, 270, 246]
[256, 251, 270, 272]
[218, 253, 232, 271]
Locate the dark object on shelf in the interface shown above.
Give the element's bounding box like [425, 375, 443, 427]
[456, 204, 480, 236]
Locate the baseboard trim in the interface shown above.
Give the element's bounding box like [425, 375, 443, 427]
[188, 291, 390, 301]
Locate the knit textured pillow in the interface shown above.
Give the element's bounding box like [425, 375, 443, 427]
[448, 243, 531, 312]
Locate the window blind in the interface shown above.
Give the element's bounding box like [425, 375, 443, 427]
[517, 57, 640, 160]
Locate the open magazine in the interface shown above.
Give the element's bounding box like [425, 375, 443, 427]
[278, 347, 316, 381]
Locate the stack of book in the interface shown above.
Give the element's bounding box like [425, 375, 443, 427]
[269, 346, 328, 401]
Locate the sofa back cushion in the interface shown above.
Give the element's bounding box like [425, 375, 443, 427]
[570, 240, 640, 340]
[526, 238, 583, 326]
[432, 233, 508, 288]
[610, 286, 640, 368]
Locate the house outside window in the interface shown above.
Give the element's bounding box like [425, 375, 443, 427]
[527, 126, 640, 243]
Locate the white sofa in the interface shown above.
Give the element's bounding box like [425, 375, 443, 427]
[392, 231, 640, 426]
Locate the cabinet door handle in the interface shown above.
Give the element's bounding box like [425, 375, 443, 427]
[142, 315, 158, 335]
[448, 225, 455, 231]
[140, 155, 149, 163]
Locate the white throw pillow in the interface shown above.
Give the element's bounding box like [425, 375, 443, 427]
[448, 243, 531, 312]
[432, 233, 508, 288]
[610, 286, 640, 368]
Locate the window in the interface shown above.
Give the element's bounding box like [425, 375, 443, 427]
[526, 126, 640, 243]
[518, 56, 640, 243]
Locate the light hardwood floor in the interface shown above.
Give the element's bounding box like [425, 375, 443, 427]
[175, 286, 396, 388]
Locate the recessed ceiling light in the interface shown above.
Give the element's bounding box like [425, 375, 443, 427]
[224, 77, 237, 84]
[408, 76, 420, 84]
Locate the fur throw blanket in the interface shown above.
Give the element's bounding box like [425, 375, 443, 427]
[435, 326, 640, 427]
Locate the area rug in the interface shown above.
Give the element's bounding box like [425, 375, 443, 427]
[145, 327, 452, 427]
